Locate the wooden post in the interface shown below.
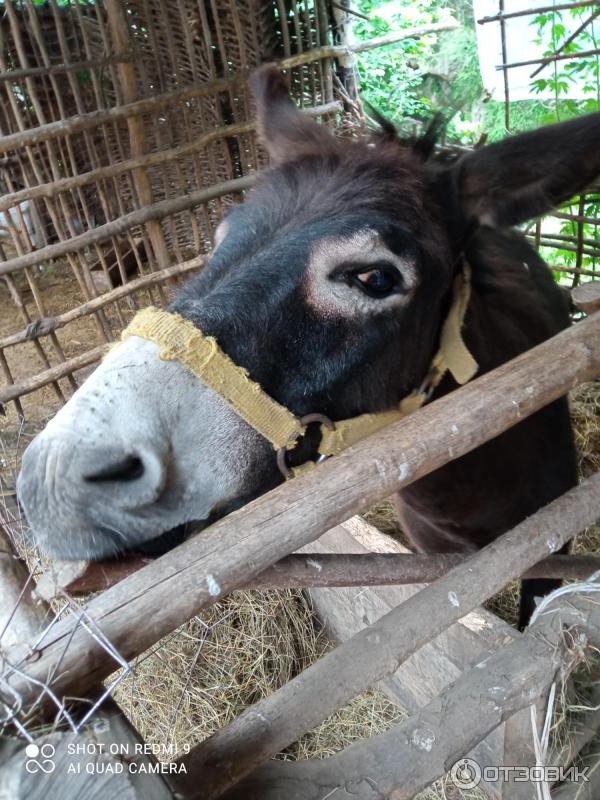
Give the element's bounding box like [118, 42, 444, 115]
[4, 314, 600, 714]
[332, 2, 360, 110]
[0, 525, 173, 799]
[106, 0, 171, 274]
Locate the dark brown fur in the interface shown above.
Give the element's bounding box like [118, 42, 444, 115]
[171, 67, 600, 627]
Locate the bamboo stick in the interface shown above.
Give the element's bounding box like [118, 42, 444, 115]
[552, 211, 599, 226]
[498, 48, 600, 72]
[0, 22, 456, 155]
[527, 237, 600, 258]
[1, 271, 67, 402]
[550, 264, 599, 278]
[528, 231, 600, 250]
[0, 56, 134, 83]
[478, 1, 599, 25]
[0, 257, 203, 351]
[0, 176, 254, 277]
[5, 312, 600, 714]
[530, 8, 600, 78]
[0, 345, 107, 407]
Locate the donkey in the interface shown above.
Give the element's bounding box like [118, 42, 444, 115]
[17, 66, 600, 627]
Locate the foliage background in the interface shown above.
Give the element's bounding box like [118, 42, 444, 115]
[353, 0, 599, 282]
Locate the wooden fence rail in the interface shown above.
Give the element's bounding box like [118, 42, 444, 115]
[5, 310, 599, 715]
[173, 472, 600, 798]
[215, 587, 600, 800]
[40, 552, 600, 598]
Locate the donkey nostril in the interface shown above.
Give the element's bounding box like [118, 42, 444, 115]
[84, 455, 145, 483]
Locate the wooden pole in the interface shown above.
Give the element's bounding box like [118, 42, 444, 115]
[208, 590, 600, 800]
[498, 48, 600, 72]
[4, 312, 600, 714]
[0, 345, 106, 407]
[39, 552, 600, 598]
[530, 8, 600, 78]
[0, 522, 47, 662]
[478, 1, 599, 24]
[105, 0, 171, 273]
[172, 472, 600, 799]
[0, 176, 255, 277]
[0, 256, 204, 351]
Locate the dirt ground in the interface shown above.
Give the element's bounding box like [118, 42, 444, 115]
[0, 248, 183, 421]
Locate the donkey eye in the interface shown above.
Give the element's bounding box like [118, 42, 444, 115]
[350, 263, 404, 298]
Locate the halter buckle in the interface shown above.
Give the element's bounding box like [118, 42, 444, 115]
[276, 413, 335, 479]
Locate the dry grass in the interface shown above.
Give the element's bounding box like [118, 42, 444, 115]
[111, 589, 489, 799]
[112, 590, 406, 760]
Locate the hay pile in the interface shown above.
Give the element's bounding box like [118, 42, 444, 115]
[112, 591, 488, 799]
[113, 590, 405, 758]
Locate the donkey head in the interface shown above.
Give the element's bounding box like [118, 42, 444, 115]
[17, 66, 600, 559]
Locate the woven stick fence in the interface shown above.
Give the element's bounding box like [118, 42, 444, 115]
[0, 0, 458, 419]
[476, 0, 600, 291]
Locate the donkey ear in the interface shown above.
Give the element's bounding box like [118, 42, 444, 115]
[455, 113, 600, 227]
[250, 64, 335, 165]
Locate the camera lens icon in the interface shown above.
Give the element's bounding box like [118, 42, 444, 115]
[451, 758, 482, 789]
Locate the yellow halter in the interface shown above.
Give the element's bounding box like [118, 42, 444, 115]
[120, 264, 477, 477]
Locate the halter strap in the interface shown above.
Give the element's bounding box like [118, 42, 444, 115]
[120, 262, 478, 471]
[121, 307, 304, 452]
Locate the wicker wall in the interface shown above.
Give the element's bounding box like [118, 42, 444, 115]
[0, 0, 343, 416]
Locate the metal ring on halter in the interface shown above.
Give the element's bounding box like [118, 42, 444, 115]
[415, 368, 439, 402]
[276, 413, 335, 479]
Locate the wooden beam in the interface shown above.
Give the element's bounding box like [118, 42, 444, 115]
[35, 551, 600, 599]
[572, 281, 600, 315]
[172, 472, 600, 799]
[5, 312, 599, 716]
